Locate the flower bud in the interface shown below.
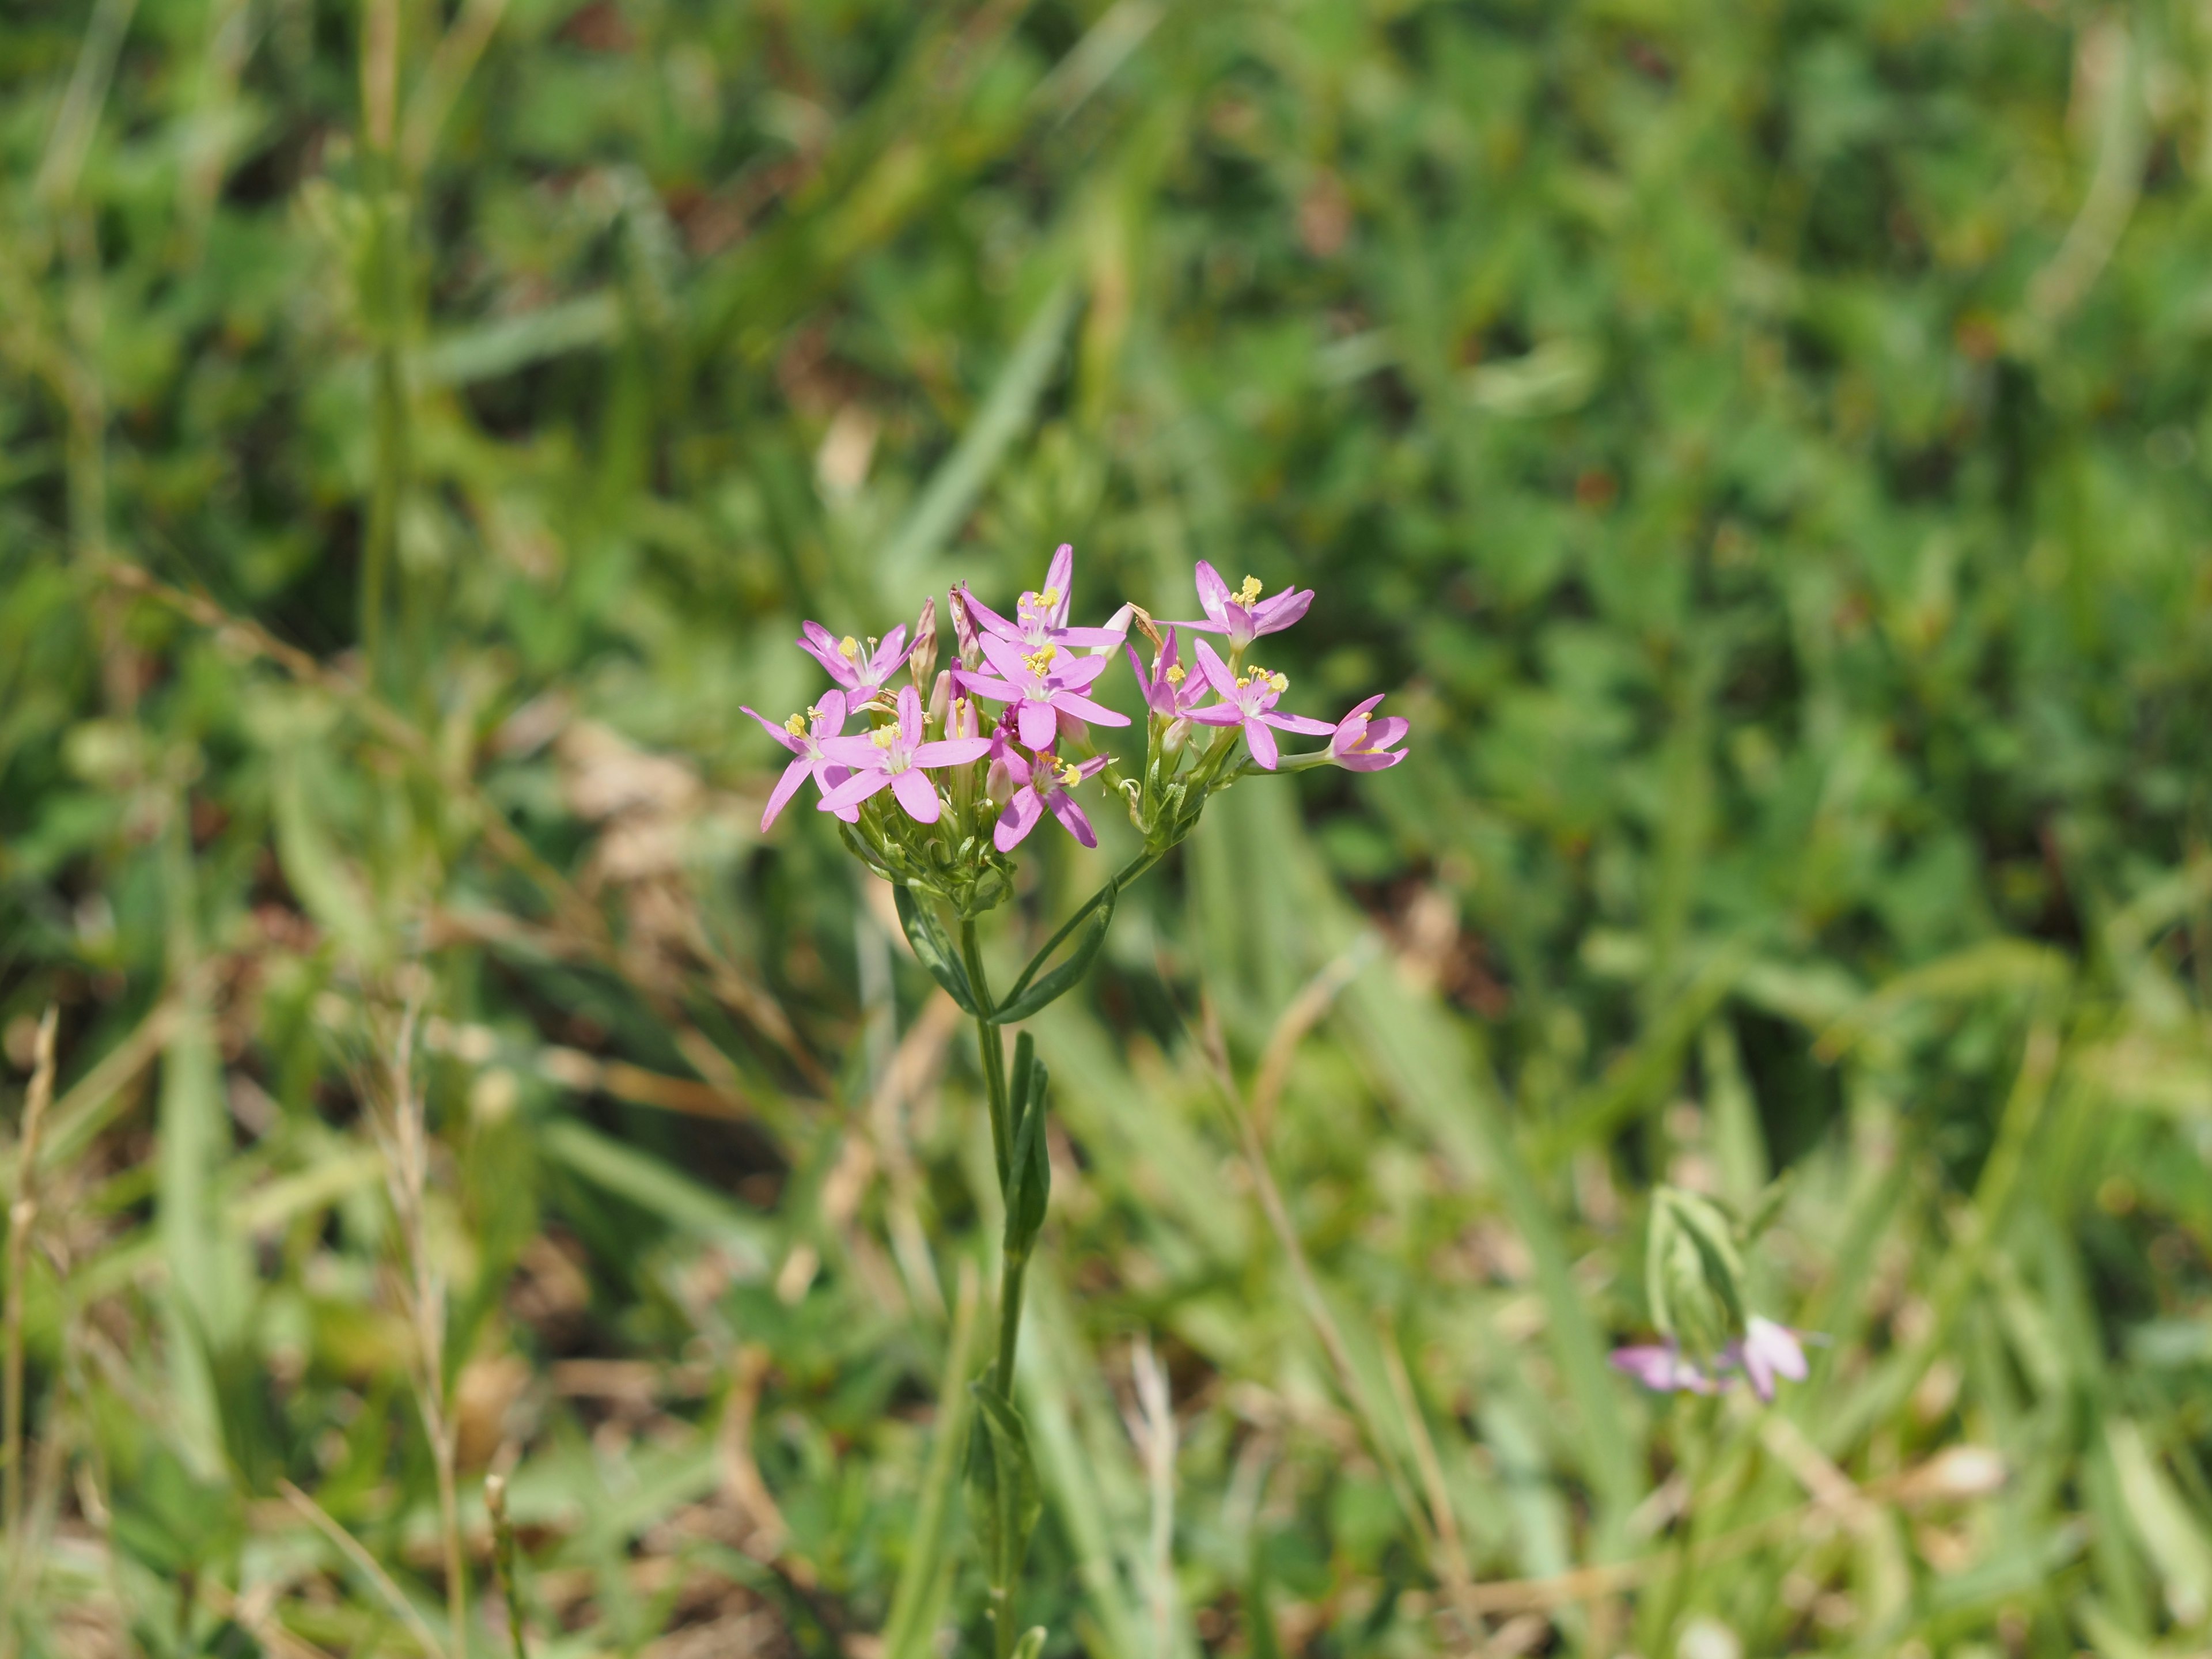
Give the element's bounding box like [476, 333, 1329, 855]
[949, 691, 979, 741]
[1645, 1186, 1747, 1363]
[1161, 717, 1190, 757]
[985, 755, 1013, 805]
[910, 596, 938, 692]
[949, 586, 983, 671]
[927, 669, 951, 729]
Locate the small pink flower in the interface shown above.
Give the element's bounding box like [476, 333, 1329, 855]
[1185, 640, 1332, 770]
[956, 633, 1130, 752]
[816, 685, 994, 824]
[1172, 560, 1313, 652]
[993, 747, 1109, 851]
[798, 621, 912, 696]
[1609, 1343, 1717, 1395]
[957, 544, 1127, 651]
[1126, 627, 1206, 719]
[743, 690, 858, 829]
[1728, 1317, 1812, 1403]
[1327, 695, 1410, 772]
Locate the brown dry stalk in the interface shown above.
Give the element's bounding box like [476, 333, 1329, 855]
[280, 1479, 448, 1658]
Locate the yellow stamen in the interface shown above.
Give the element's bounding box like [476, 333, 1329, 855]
[870, 727, 898, 749]
[783, 714, 807, 737]
[1020, 644, 1059, 676]
[1268, 671, 1289, 695]
[1058, 760, 1083, 787]
[1038, 586, 1060, 607]
[1236, 574, 1263, 605]
[838, 635, 860, 660]
[1164, 664, 1185, 685]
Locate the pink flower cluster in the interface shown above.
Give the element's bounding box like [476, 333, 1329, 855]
[746, 544, 1409, 848]
[1609, 1317, 1817, 1403]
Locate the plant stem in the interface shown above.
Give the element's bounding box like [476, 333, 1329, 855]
[3, 1008, 58, 1577]
[960, 922, 1010, 1182]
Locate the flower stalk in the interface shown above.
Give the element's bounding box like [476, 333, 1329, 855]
[751, 550, 1408, 1653]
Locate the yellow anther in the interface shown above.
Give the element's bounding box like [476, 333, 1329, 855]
[1020, 644, 1059, 676]
[870, 726, 899, 749]
[1236, 574, 1263, 605]
[838, 635, 860, 660]
[783, 714, 808, 737]
[1038, 586, 1060, 607]
[1268, 671, 1289, 695]
[1058, 760, 1083, 786]
[1164, 664, 1185, 685]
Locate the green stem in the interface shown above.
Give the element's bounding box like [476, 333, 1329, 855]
[993, 1252, 1028, 1402]
[961, 922, 1010, 1184]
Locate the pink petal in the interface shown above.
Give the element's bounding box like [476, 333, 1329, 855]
[896, 683, 923, 745]
[812, 761, 861, 820]
[962, 589, 1024, 642]
[1048, 691, 1130, 728]
[818, 768, 892, 812]
[1188, 704, 1244, 726]
[1262, 711, 1337, 736]
[1017, 701, 1058, 751]
[977, 631, 1034, 684]
[1045, 544, 1074, 616]
[1192, 639, 1239, 699]
[797, 627, 859, 687]
[1194, 560, 1231, 623]
[912, 736, 994, 767]
[1336, 694, 1384, 729]
[994, 787, 1044, 851]
[1048, 652, 1112, 689]
[1252, 587, 1314, 634]
[1048, 791, 1097, 847]
[1337, 748, 1406, 772]
[761, 757, 812, 830]
[815, 689, 850, 736]
[818, 734, 887, 765]
[890, 767, 941, 823]
[742, 706, 806, 757]
[1054, 624, 1125, 647]
[871, 626, 912, 681]
[1243, 717, 1279, 770]
[953, 669, 1024, 703]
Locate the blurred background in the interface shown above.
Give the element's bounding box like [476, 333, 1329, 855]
[7, 0, 2212, 1654]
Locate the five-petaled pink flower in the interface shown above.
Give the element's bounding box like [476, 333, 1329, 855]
[816, 685, 994, 824]
[1176, 560, 1313, 652]
[743, 690, 859, 830]
[994, 747, 1109, 851]
[799, 621, 912, 697]
[1126, 627, 1207, 719]
[958, 634, 1130, 752]
[958, 545, 1127, 651]
[1328, 695, 1410, 772]
[1186, 641, 1332, 770]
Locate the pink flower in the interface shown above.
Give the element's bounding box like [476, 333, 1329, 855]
[957, 544, 1127, 651]
[743, 690, 858, 829]
[1728, 1317, 1812, 1403]
[1609, 1343, 1718, 1395]
[1185, 640, 1333, 770]
[798, 621, 912, 697]
[993, 747, 1109, 851]
[957, 633, 1131, 752]
[816, 685, 994, 824]
[1173, 560, 1313, 652]
[1327, 695, 1410, 772]
[1126, 627, 1206, 719]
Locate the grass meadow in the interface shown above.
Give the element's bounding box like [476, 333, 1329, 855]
[7, 1, 2212, 1655]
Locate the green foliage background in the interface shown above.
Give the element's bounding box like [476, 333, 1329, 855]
[6, 0, 2212, 1653]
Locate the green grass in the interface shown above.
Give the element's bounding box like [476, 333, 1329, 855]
[9, 0, 2212, 1654]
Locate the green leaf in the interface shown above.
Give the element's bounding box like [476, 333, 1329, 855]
[895, 884, 980, 1015]
[1003, 1051, 1051, 1262]
[1011, 1628, 1047, 1659]
[965, 1381, 1043, 1590]
[995, 881, 1116, 1023]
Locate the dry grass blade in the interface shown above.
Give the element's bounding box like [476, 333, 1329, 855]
[278, 1479, 447, 1658]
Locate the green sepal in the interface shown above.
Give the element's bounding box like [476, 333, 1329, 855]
[893, 884, 982, 1016]
[965, 1382, 1042, 1590]
[995, 881, 1116, 1022]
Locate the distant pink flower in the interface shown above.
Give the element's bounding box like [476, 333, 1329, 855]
[743, 690, 858, 829]
[1327, 695, 1410, 772]
[994, 748, 1109, 851]
[957, 634, 1130, 752]
[1173, 560, 1313, 652]
[1728, 1318, 1812, 1403]
[816, 685, 993, 824]
[1185, 640, 1332, 770]
[958, 544, 1127, 650]
[1609, 1343, 1717, 1395]
[798, 621, 912, 697]
[1126, 627, 1206, 719]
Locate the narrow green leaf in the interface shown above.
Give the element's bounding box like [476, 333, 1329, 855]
[995, 884, 1116, 1023]
[895, 885, 980, 1015]
[967, 1380, 1043, 1589]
